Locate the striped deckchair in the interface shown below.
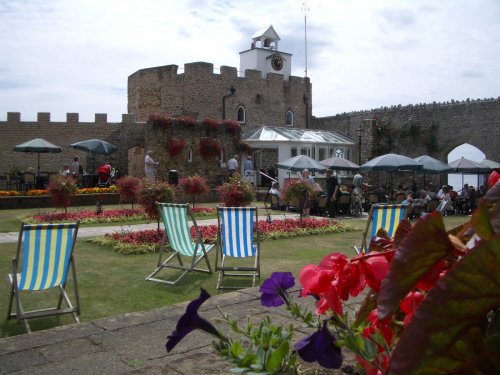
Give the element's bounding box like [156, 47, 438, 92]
[146, 203, 213, 285]
[354, 204, 409, 254]
[215, 207, 260, 289]
[7, 222, 80, 333]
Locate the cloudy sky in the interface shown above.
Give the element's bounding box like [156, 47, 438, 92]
[1, 0, 499, 126]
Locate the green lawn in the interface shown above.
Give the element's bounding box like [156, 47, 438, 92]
[0, 204, 469, 338]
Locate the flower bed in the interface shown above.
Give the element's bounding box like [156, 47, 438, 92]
[90, 218, 355, 255]
[23, 206, 216, 224]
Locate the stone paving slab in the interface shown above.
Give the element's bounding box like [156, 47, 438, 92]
[0, 287, 361, 375]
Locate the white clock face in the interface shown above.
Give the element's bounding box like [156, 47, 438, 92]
[336, 149, 343, 157]
[271, 55, 283, 71]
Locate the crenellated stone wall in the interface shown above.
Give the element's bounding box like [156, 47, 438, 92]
[127, 62, 312, 131]
[312, 97, 500, 164]
[0, 112, 140, 178]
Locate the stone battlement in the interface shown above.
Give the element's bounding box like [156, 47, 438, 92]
[327, 96, 500, 118]
[2, 112, 138, 124]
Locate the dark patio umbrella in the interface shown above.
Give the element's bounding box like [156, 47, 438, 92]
[70, 139, 117, 171]
[413, 155, 453, 174]
[13, 138, 62, 173]
[276, 155, 327, 173]
[448, 157, 490, 173]
[360, 153, 423, 172]
[480, 159, 500, 170]
[413, 155, 453, 187]
[319, 157, 360, 171]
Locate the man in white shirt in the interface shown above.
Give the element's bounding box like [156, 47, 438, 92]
[144, 150, 159, 182]
[227, 155, 238, 177]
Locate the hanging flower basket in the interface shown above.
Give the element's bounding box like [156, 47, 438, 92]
[177, 115, 197, 127]
[203, 117, 220, 131]
[167, 137, 187, 157]
[199, 138, 222, 158]
[224, 119, 241, 136]
[237, 141, 253, 154]
[148, 114, 172, 128]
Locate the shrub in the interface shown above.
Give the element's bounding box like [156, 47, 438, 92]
[199, 138, 222, 158]
[179, 175, 209, 207]
[116, 176, 143, 207]
[138, 181, 175, 222]
[166, 137, 186, 157]
[47, 175, 78, 213]
[217, 174, 255, 207]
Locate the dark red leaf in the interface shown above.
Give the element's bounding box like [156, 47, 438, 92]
[377, 212, 454, 320]
[388, 237, 500, 374]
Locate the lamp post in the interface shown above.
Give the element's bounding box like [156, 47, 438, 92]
[222, 86, 236, 120]
[356, 127, 365, 164]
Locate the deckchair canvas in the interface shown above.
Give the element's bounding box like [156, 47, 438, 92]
[146, 203, 213, 285]
[215, 207, 260, 289]
[7, 222, 80, 333]
[354, 204, 409, 254]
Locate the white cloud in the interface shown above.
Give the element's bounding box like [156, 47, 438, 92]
[0, 0, 499, 125]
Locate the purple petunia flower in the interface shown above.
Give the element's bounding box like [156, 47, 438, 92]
[294, 320, 342, 369]
[259, 271, 295, 307]
[166, 288, 224, 352]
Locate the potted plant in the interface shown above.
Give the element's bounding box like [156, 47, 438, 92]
[217, 174, 255, 207]
[179, 175, 209, 207]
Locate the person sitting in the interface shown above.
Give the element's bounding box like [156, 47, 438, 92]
[408, 190, 431, 219]
[300, 169, 314, 216]
[97, 161, 112, 186]
[374, 184, 388, 203]
[268, 182, 284, 210]
[60, 165, 70, 177]
[440, 186, 455, 215]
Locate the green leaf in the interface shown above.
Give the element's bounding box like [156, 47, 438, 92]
[388, 237, 500, 374]
[472, 200, 496, 240]
[378, 212, 454, 320]
[231, 341, 243, 357]
[265, 341, 290, 372]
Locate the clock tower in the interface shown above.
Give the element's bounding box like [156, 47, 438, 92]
[239, 25, 292, 80]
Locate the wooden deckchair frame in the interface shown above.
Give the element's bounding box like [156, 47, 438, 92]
[355, 204, 409, 254]
[215, 207, 260, 290]
[146, 203, 213, 285]
[7, 222, 80, 333]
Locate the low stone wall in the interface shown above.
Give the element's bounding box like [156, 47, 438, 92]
[0, 193, 120, 210]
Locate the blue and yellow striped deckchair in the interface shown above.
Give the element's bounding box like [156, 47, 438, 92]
[354, 204, 409, 254]
[7, 222, 80, 333]
[146, 203, 213, 285]
[215, 207, 260, 289]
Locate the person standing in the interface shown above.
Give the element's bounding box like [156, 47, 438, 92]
[144, 150, 159, 182]
[70, 156, 80, 180]
[244, 156, 253, 172]
[227, 155, 238, 177]
[325, 169, 339, 218]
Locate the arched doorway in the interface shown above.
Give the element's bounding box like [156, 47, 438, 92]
[447, 143, 486, 192]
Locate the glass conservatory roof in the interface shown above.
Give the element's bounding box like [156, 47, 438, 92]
[243, 126, 356, 145]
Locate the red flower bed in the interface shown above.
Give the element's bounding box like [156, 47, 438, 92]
[27, 209, 147, 223]
[102, 217, 340, 253]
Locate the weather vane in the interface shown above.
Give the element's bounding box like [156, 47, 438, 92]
[302, 1, 310, 77]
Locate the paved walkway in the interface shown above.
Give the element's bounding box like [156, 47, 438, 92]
[0, 287, 361, 374]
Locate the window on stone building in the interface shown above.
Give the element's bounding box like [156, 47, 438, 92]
[188, 147, 193, 163]
[237, 106, 246, 124]
[291, 147, 297, 157]
[285, 110, 294, 126]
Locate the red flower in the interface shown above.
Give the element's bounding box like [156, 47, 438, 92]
[399, 291, 425, 326]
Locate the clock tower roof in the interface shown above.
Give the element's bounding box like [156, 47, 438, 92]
[251, 25, 280, 50]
